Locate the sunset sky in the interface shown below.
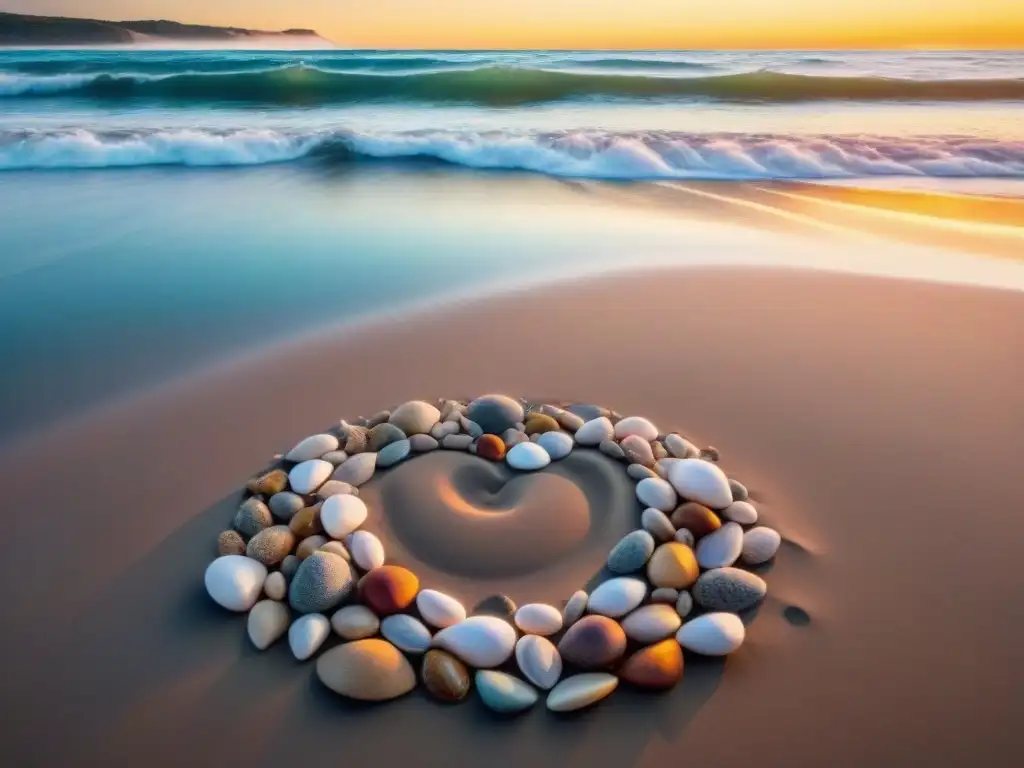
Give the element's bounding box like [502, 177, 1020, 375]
[3, 0, 1023, 48]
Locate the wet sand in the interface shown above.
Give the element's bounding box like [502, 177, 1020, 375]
[1, 265, 1021, 767]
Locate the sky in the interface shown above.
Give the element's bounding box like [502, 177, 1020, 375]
[3, 0, 1023, 48]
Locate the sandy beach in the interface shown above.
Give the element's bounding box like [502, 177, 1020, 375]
[1, 261, 1022, 767]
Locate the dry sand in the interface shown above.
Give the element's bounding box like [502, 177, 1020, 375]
[0, 266, 1021, 767]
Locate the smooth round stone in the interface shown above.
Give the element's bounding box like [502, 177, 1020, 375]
[268, 492, 305, 522]
[217, 530, 246, 556]
[473, 594, 517, 624]
[665, 434, 699, 459]
[567, 403, 610, 422]
[376, 438, 412, 469]
[245, 526, 295, 568]
[674, 528, 696, 548]
[322, 450, 348, 465]
[381, 614, 432, 654]
[741, 526, 782, 565]
[642, 507, 676, 542]
[289, 459, 333, 495]
[557, 615, 626, 669]
[388, 400, 441, 435]
[233, 497, 272, 539]
[506, 442, 551, 471]
[620, 435, 656, 467]
[288, 506, 322, 539]
[432, 616, 517, 668]
[536, 431, 574, 460]
[599, 439, 625, 461]
[647, 542, 700, 590]
[724, 500, 758, 525]
[515, 635, 562, 690]
[466, 394, 524, 435]
[331, 452, 376, 487]
[562, 590, 588, 628]
[524, 413, 561, 434]
[475, 434, 506, 461]
[247, 600, 290, 650]
[409, 433, 439, 452]
[264, 571, 287, 601]
[671, 502, 722, 540]
[620, 639, 684, 690]
[621, 604, 682, 644]
[368, 423, 407, 453]
[416, 589, 467, 629]
[676, 591, 694, 618]
[627, 464, 658, 481]
[695, 522, 744, 569]
[668, 459, 733, 509]
[286, 433, 339, 463]
[556, 411, 585, 431]
[587, 577, 646, 618]
[607, 530, 656, 574]
[422, 650, 471, 702]
[317, 639, 416, 701]
[613, 416, 658, 441]
[246, 468, 289, 495]
[676, 612, 745, 656]
[289, 613, 330, 661]
[574, 416, 614, 446]
[501, 428, 528, 448]
[651, 587, 680, 604]
[331, 604, 380, 640]
[318, 540, 350, 561]
[442, 434, 473, 451]
[205, 555, 267, 612]
[343, 426, 369, 454]
[693, 568, 768, 612]
[460, 416, 484, 438]
[316, 480, 358, 500]
[288, 551, 354, 614]
[295, 534, 328, 560]
[431, 420, 460, 440]
[546, 673, 618, 712]
[729, 478, 749, 502]
[358, 565, 419, 615]
[320, 494, 368, 540]
[514, 603, 563, 636]
[636, 477, 677, 512]
[348, 530, 385, 571]
[280, 554, 300, 580]
[475, 670, 539, 714]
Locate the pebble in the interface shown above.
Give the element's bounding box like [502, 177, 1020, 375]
[607, 530, 656, 574]
[381, 614, 432, 654]
[288, 551, 354, 614]
[567, 404, 610, 422]
[295, 535, 328, 560]
[676, 612, 745, 656]
[377, 438, 412, 469]
[524, 413, 560, 435]
[695, 522, 744, 569]
[627, 463, 659, 481]
[599, 439, 626, 461]
[246, 525, 295, 567]
[246, 469, 289, 496]
[724, 500, 758, 525]
[514, 603, 563, 636]
[205, 555, 267, 612]
[460, 416, 484, 438]
[587, 577, 647, 618]
[247, 600, 290, 650]
[316, 639, 416, 701]
[562, 590, 588, 628]
[475, 670, 539, 714]
[289, 459, 333, 495]
[621, 603, 683, 644]
[620, 639, 684, 690]
[613, 416, 659, 441]
[431, 420, 460, 440]
[358, 565, 419, 615]
[286, 434, 339, 463]
[647, 542, 700, 590]
[502, 428, 529, 448]
[693, 567, 768, 612]
[671, 502, 722, 540]
[316, 480, 358, 500]
[279, 554, 300, 580]
[729, 478, 749, 502]
[233, 497, 272, 539]
[546, 673, 618, 712]
[269, 491, 305, 521]
[641, 507, 676, 542]
[389, 401, 441, 435]
[654, 458, 679, 479]
[650, 587, 679, 604]
[264, 571, 287, 601]
[318, 540, 350, 561]
[217, 530, 246, 556]
[636, 477, 677, 512]
[331, 452, 377, 487]
[674, 528, 696, 548]
[421, 650, 471, 702]
[741, 526, 782, 565]
[409, 433, 439, 452]
[620, 435, 656, 467]
[700, 446, 721, 462]
[665, 434, 699, 459]
[473, 594, 517, 624]
[557, 615, 627, 669]
[319, 494, 367, 539]
[343, 426, 369, 454]
[442, 434, 473, 451]
[466, 394, 525, 435]
[556, 411, 585, 432]
[506, 442, 551, 471]
[668, 459, 733, 509]
[574, 416, 614, 446]
[367, 410, 391, 428]
[676, 591, 694, 618]
[348, 530, 386, 571]
[475, 434, 506, 461]
[289, 613, 331, 661]
[651, 441, 669, 461]
[536, 431, 574, 460]
[432, 616, 517, 668]
[416, 589, 467, 628]
[368, 423, 407, 453]
[322, 450, 348, 465]
[515, 635, 562, 690]
[331, 604, 380, 640]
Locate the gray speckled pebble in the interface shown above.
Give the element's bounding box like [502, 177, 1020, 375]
[607, 530, 656, 574]
[288, 551, 354, 614]
[692, 567, 767, 612]
[233, 497, 272, 538]
[269, 492, 305, 522]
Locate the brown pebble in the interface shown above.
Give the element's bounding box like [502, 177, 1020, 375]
[296, 535, 328, 560]
[246, 525, 296, 567]
[700, 446, 721, 462]
[647, 542, 700, 589]
[358, 565, 420, 615]
[421, 650, 471, 702]
[670, 502, 722, 540]
[620, 639, 684, 690]
[524, 413, 561, 435]
[651, 441, 668, 461]
[246, 469, 289, 495]
[316, 639, 416, 701]
[217, 530, 246, 556]
[557, 615, 627, 669]
[475, 434, 506, 461]
[289, 504, 323, 539]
